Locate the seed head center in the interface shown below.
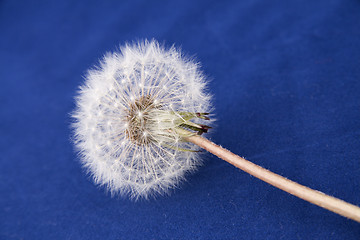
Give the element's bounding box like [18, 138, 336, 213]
[126, 95, 156, 145]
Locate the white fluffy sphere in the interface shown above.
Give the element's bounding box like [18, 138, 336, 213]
[72, 40, 212, 199]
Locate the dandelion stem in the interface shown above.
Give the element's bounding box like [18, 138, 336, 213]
[187, 135, 360, 223]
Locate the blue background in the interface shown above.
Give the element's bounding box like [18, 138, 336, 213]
[1, 0, 360, 239]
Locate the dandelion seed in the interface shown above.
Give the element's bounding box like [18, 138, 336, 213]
[72, 40, 212, 199]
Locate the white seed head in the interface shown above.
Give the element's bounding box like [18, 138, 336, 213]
[72, 40, 212, 199]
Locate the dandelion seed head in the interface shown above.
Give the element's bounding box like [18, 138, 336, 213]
[72, 39, 212, 199]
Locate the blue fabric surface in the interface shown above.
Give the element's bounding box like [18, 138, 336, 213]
[1, 0, 360, 239]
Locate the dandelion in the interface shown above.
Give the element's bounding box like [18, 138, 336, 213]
[72, 39, 360, 222]
[72, 40, 212, 199]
